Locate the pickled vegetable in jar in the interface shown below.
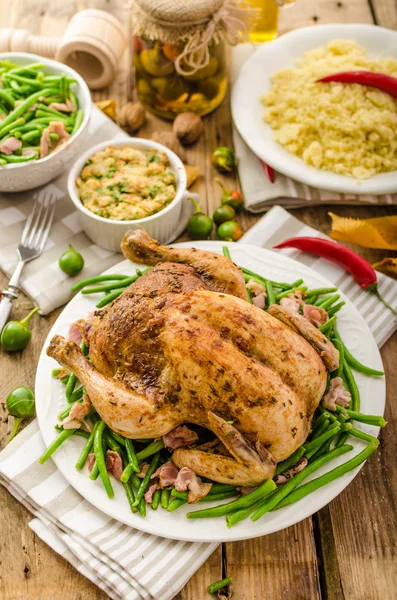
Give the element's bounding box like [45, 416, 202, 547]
[131, 0, 252, 119]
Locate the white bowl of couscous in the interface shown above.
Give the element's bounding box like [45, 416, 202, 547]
[68, 138, 188, 252]
[231, 24, 397, 195]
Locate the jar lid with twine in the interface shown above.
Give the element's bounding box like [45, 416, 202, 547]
[131, 0, 255, 76]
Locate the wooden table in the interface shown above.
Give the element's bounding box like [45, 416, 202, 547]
[1, 1, 396, 599]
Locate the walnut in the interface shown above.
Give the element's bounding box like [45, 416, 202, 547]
[118, 102, 146, 132]
[173, 112, 203, 146]
[151, 131, 186, 162]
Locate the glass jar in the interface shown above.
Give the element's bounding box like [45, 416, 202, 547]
[133, 36, 227, 120]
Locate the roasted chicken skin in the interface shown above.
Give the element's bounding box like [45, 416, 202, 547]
[47, 230, 335, 486]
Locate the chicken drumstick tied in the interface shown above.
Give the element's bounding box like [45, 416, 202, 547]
[47, 230, 339, 486]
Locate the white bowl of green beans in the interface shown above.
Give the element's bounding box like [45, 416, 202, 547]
[0, 52, 91, 192]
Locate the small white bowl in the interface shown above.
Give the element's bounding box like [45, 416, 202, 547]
[68, 137, 189, 252]
[0, 52, 91, 193]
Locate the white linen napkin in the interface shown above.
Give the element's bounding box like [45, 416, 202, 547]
[231, 44, 397, 212]
[1, 206, 396, 600]
[0, 106, 194, 315]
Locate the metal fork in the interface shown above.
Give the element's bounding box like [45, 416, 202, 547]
[0, 190, 56, 330]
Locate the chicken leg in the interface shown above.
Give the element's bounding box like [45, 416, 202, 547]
[121, 229, 247, 299]
[173, 412, 277, 486]
[47, 335, 180, 438]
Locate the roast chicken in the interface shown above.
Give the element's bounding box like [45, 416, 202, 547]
[47, 230, 339, 486]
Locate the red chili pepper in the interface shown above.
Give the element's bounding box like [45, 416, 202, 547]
[260, 160, 275, 184]
[274, 236, 397, 315]
[316, 71, 397, 99]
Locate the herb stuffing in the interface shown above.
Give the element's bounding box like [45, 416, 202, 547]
[76, 146, 177, 220]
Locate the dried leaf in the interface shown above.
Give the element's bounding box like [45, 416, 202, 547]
[185, 165, 199, 188]
[372, 257, 397, 277]
[95, 99, 117, 120]
[329, 212, 397, 250]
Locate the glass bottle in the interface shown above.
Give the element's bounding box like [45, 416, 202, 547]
[134, 37, 228, 120]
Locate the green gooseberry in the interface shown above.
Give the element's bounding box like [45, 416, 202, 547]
[59, 245, 84, 276]
[6, 385, 35, 443]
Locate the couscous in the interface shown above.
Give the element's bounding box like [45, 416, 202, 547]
[76, 146, 177, 220]
[262, 40, 397, 179]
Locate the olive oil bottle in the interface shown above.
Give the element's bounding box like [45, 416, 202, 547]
[246, 0, 279, 42]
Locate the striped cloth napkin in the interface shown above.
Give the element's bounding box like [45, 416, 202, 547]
[0, 106, 194, 315]
[231, 44, 397, 212]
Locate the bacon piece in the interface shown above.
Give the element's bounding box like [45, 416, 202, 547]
[144, 483, 159, 504]
[49, 98, 77, 113]
[174, 467, 212, 503]
[60, 394, 91, 427]
[87, 453, 95, 471]
[274, 457, 308, 485]
[151, 461, 179, 488]
[40, 121, 70, 158]
[246, 280, 266, 297]
[68, 320, 83, 345]
[323, 376, 351, 411]
[62, 419, 81, 429]
[280, 296, 300, 313]
[303, 304, 328, 328]
[22, 148, 37, 157]
[252, 293, 266, 310]
[105, 450, 123, 480]
[137, 462, 150, 478]
[163, 425, 198, 450]
[0, 137, 22, 155]
[237, 486, 256, 496]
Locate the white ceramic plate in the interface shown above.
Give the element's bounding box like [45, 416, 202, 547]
[231, 24, 397, 195]
[35, 242, 385, 542]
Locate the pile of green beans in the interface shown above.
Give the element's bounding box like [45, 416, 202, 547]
[0, 60, 83, 165]
[38, 250, 385, 527]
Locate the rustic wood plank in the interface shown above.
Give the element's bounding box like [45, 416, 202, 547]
[369, 0, 397, 29]
[226, 519, 321, 599]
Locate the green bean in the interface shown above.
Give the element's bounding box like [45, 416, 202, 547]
[65, 372, 77, 401]
[311, 411, 330, 433]
[334, 432, 350, 448]
[37, 104, 73, 120]
[207, 578, 232, 595]
[108, 431, 127, 446]
[274, 446, 306, 476]
[71, 109, 84, 135]
[38, 428, 76, 463]
[52, 368, 61, 378]
[349, 428, 379, 444]
[61, 376, 69, 385]
[274, 286, 307, 302]
[333, 326, 384, 376]
[43, 75, 76, 84]
[317, 294, 340, 310]
[318, 314, 336, 332]
[0, 152, 37, 163]
[133, 452, 161, 506]
[80, 340, 89, 356]
[0, 89, 15, 108]
[136, 440, 165, 462]
[21, 130, 41, 141]
[120, 440, 140, 482]
[210, 483, 237, 494]
[0, 117, 25, 137]
[103, 431, 121, 453]
[333, 405, 386, 427]
[222, 246, 232, 260]
[246, 287, 253, 304]
[251, 445, 352, 520]
[94, 421, 114, 498]
[58, 405, 72, 420]
[265, 279, 276, 307]
[5, 73, 42, 88]
[343, 361, 360, 411]
[49, 132, 59, 141]
[123, 480, 138, 513]
[35, 109, 70, 122]
[0, 88, 57, 134]
[327, 302, 345, 317]
[242, 269, 294, 290]
[305, 287, 338, 297]
[96, 288, 128, 308]
[151, 489, 161, 510]
[167, 498, 187, 512]
[310, 419, 330, 441]
[82, 274, 142, 294]
[331, 338, 344, 378]
[0, 158, 6, 165]
[161, 488, 170, 509]
[171, 489, 237, 502]
[73, 430, 90, 440]
[75, 421, 99, 469]
[274, 441, 379, 510]
[71, 273, 130, 291]
[69, 90, 78, 107]
[304, 422, 340, 457]
[187, 479, 276, 519]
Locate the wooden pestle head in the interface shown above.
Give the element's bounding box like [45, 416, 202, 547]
[0, 9, 127, 90]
